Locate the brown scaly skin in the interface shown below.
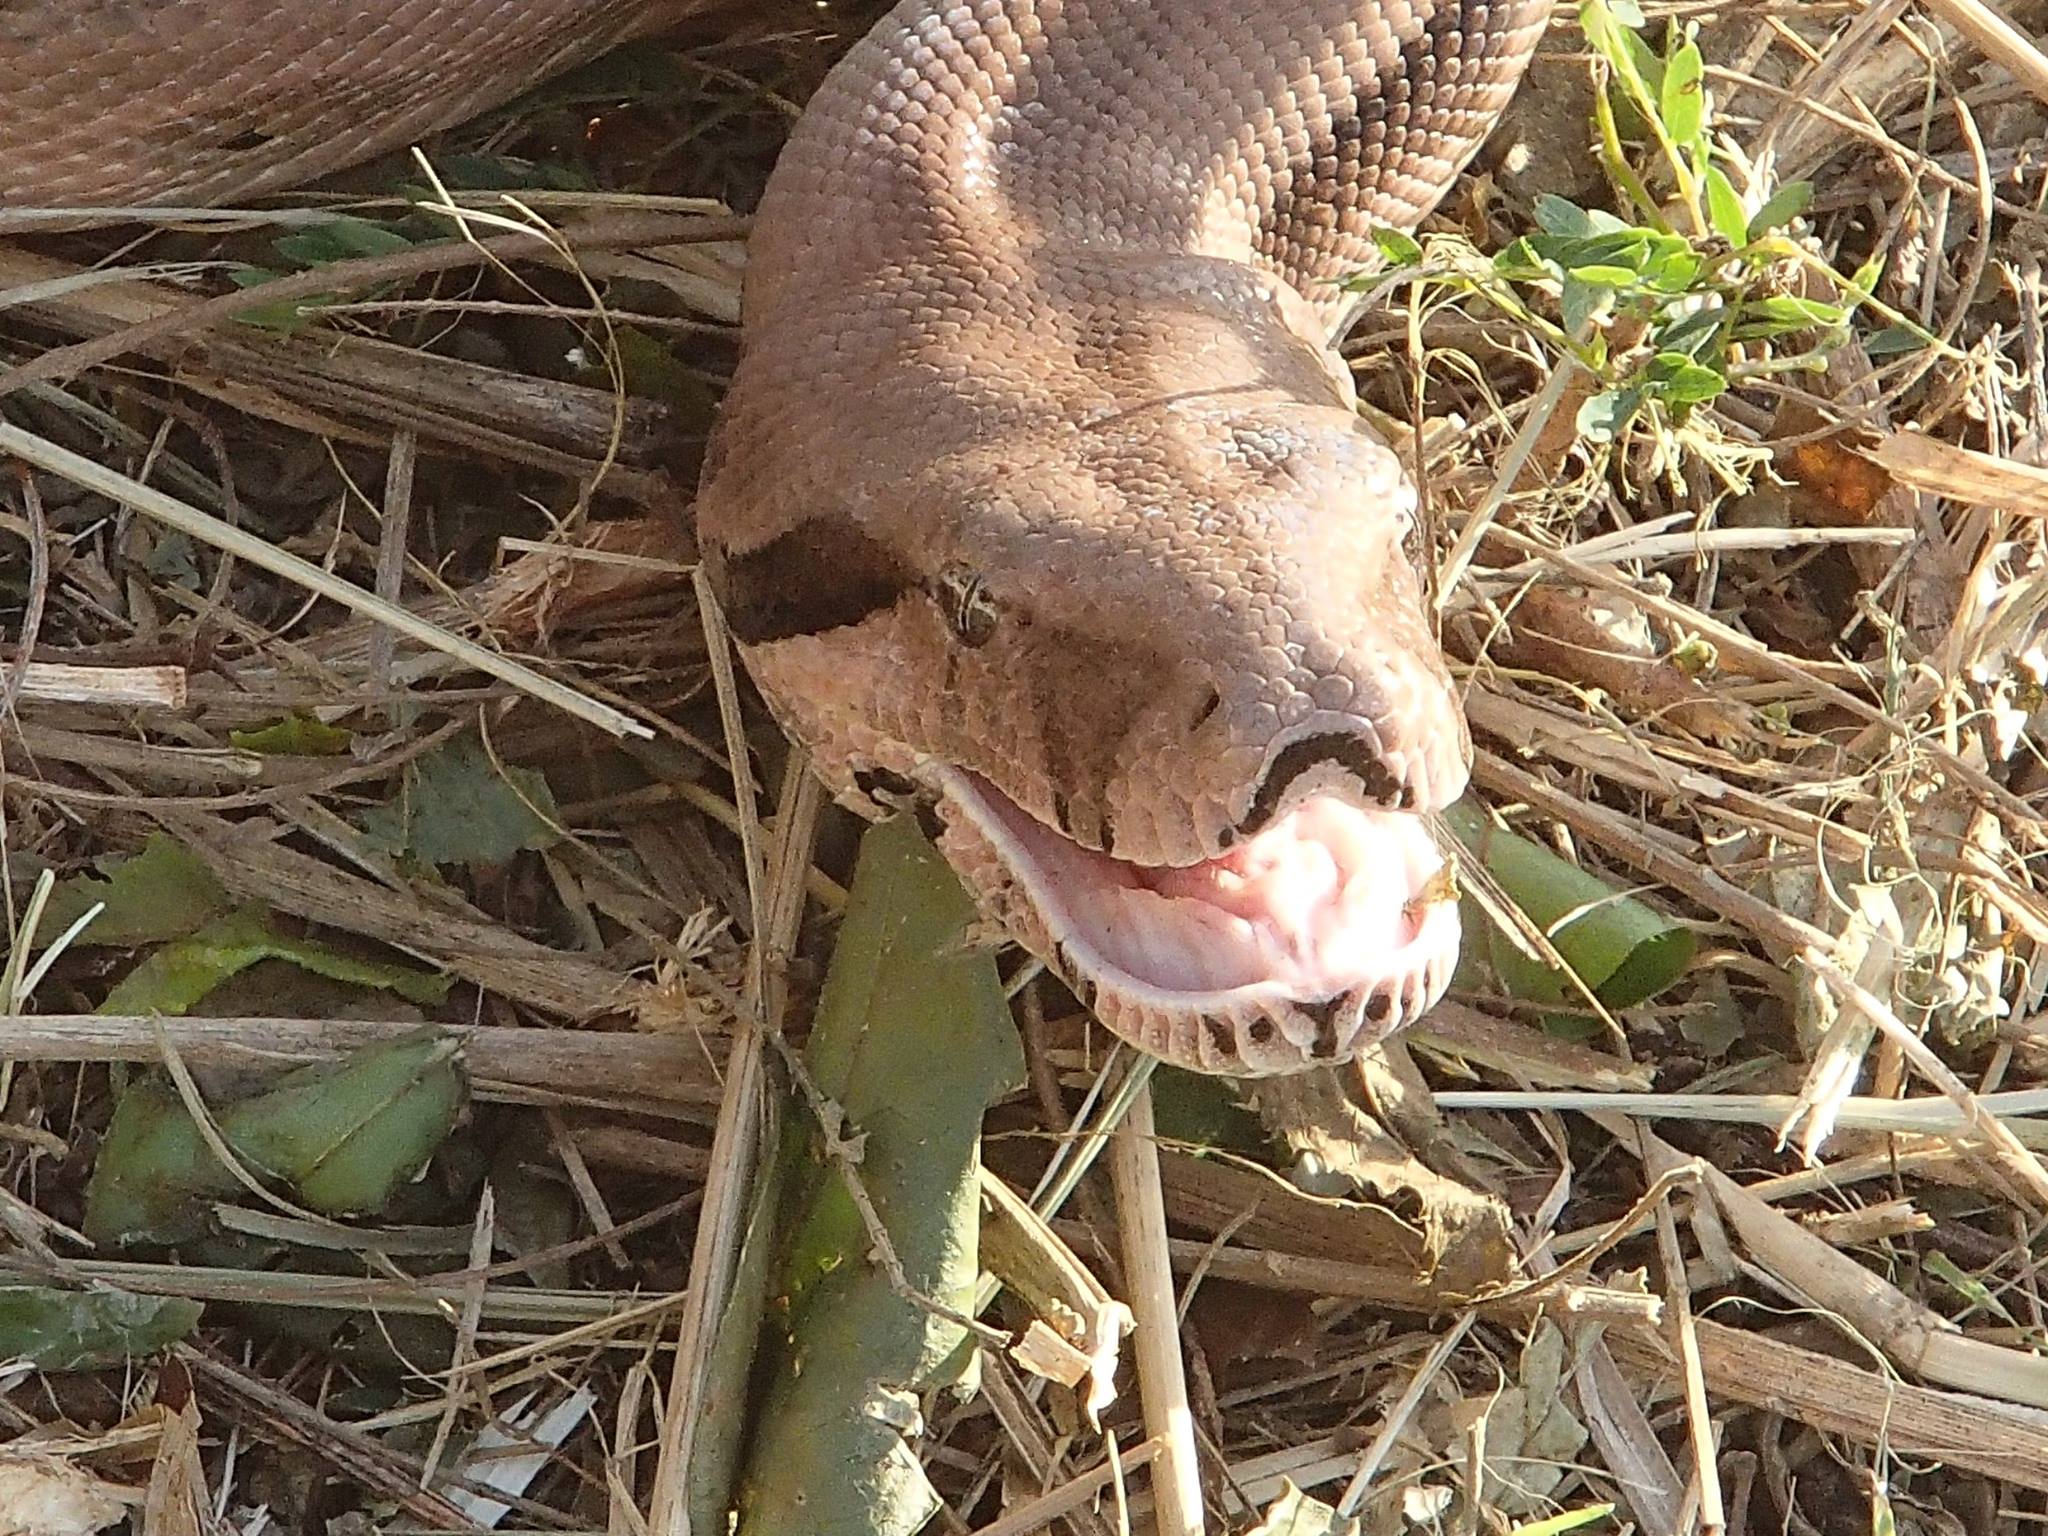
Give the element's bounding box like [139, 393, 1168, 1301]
[4, 0, 1549, 1074]
[1, 1, 716, 208]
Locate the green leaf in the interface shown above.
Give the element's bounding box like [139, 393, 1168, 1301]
[733, 816, 1025, 1536]
[1747, 294, 1847, 328]
[83, 1031, 468, 1244]
[1924, 1249, 2016, 1324]
[224, 1031, 467, 1217]
[1704, 165, 1749, 247]
[40, 836, 231, 949]
[1561, 277, 1614, 337]
[1864, 325, 1925, 357]
[1566, 262, 1639, 287]
[1618, 28, 1667, 100]
[1660, 42, 1706, 150]
[1746, 180, 1813, 238]
[0, 1286, 201, 1370]
[230, 714, 353, 756]
[1653, 303, 1726, 359]
[1444, 800, 1696, 1012]
[225, 267, 337, 334]
[1533, 194, 1596, 238]
[1371, 226, 1424, 266]
[358, 735, 561, 869]
[271, 217, 417, 270]
[1647, 352, 1727, 404]
[1531, 229, 1653, 272]
[1493, 237, 1556, 284]
[99, 907, 450, 1017]
[1639, 241, 1707, 293]
[1576, 386, 1643, 443]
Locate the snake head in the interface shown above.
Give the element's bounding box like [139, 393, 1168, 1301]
[703, 388, 1470, 1076]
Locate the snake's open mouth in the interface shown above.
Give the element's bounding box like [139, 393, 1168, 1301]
[932, 768, 1461, 1075]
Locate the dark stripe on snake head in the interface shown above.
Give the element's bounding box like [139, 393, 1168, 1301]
[714, 519, 917, 646]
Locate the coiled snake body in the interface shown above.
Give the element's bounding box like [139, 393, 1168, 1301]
[6, 1, 1548, 1074]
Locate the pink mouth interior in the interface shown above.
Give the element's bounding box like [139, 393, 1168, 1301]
[949, 773, 1449, 1002]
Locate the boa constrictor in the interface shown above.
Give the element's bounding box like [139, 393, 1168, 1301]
[6, 0, 1548, 1074]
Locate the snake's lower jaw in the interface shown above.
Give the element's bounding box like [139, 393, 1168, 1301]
[931, 766, 1460, 1077]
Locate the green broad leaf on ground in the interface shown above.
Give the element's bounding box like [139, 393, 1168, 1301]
[226, 267, 339, 333]
[1530, 228, 1652, 273]
[1653, 303, 1725, 360]
[84, 1031, 468, 1245]
[230, 714, 353, 756]
[98, 907, 450, 1017]
[1444, 800, 1695, 1012]
[0, 1286, 202, 1370]
[40, 835, 232, 949]
[1561, 277, 1614, 337]
[270, 216, 418, 269]
[359, 735, 562, 869]
[1565, 261, 1637, 288]
[732, 815, 1025, 1536]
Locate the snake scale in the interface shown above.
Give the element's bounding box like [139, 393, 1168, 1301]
[5, 1, 1548, 1074]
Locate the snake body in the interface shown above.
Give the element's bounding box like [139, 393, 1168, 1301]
[5, 1, 1547, 1075]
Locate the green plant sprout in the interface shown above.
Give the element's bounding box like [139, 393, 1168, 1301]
[1355, 0, 1935, 477]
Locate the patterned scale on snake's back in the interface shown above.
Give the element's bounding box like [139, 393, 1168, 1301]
[0, 0, 708, 207]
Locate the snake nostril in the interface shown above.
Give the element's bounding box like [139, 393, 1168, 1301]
[1189, 685, 1223, 732]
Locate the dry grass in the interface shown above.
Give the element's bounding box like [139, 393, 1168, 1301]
[2, 2, 2048, 1533]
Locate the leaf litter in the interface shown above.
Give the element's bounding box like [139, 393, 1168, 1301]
[0, 0, 2045, 1532]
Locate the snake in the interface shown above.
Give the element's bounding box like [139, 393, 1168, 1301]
[6, 1, 1547, 1075]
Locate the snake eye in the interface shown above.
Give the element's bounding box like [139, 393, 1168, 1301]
[934, 562, 999, 647]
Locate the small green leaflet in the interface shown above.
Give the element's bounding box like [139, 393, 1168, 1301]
[231, 714, 353, 756]
[99, 907, 449, 1017]
[270, 216, 417, 269]
[1577, 387, 1643, 443]
[41, 836, 231, 949]
[359, 735, 562, 869]
[1648, 351, 1726, 404]
[1924, 1249, 2016, 1324]
[0, 1286, 201, 1370]
[1747, 180, 1813, 239]
[1659, 41, 1706, 150]
[1704, 166, 1749, 248]
[1371, 226, 1423, 266]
